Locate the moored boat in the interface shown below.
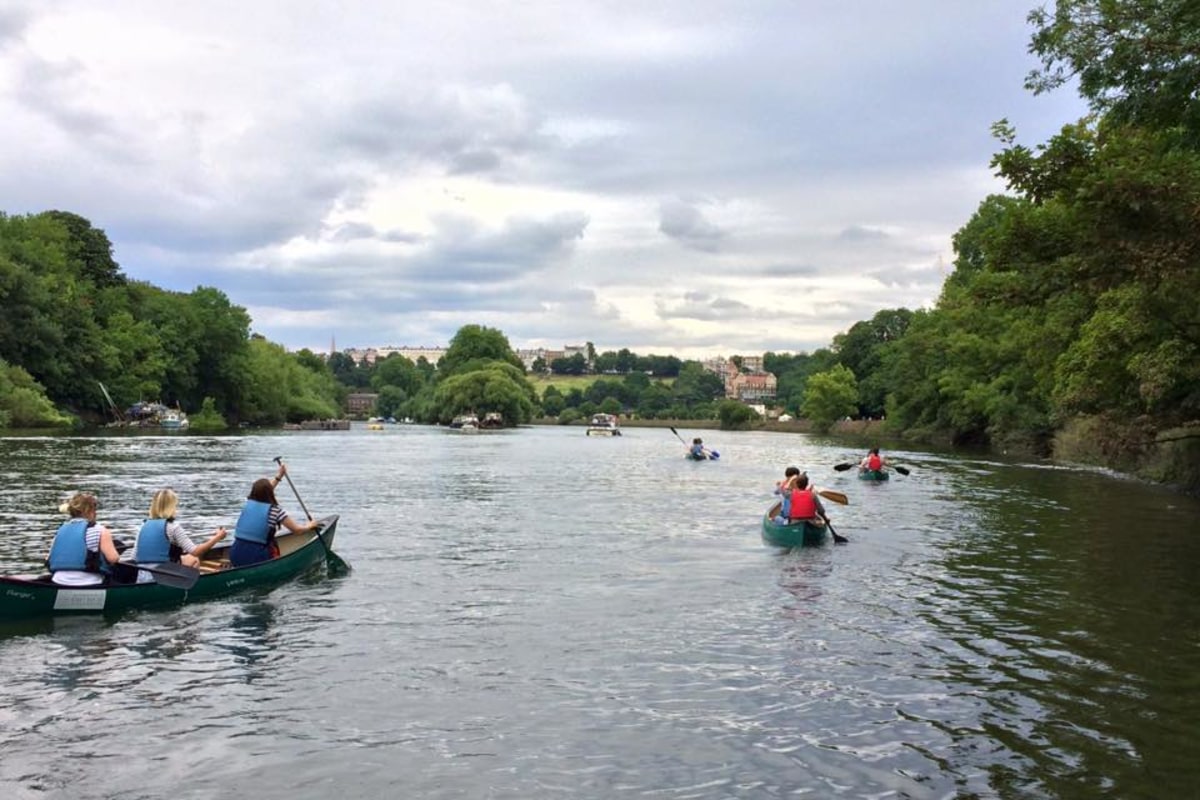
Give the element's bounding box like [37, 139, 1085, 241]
[761, 503, 828, 548]
[448, 414, 480, 432]
[858, 469, 890, 481]
[0, 516, 339, 621]
[585, 413, 621, 436]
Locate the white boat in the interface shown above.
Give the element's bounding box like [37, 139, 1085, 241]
[159, 410, 189, 430]
[586, 413, 621, 436]
[448, 414, 480, 432]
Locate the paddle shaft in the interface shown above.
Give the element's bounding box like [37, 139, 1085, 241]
[822, 513, 848, 544]
[273, 457, 346, 570]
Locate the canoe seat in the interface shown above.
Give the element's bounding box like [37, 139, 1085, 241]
[199, 559, 230, 574]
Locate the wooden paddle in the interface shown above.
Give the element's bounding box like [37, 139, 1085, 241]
[274, 457, 349, 572]
[817, 489, 849, 506]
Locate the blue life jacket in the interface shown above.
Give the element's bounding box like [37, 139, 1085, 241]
[47, 518, 107, 573]
[690, 445, 705, 459]
[780, 492, 792, 518]
[234, 500, 272, 544]
[135, 518, 182, 563]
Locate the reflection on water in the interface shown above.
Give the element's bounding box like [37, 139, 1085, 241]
[1, 427, 1199, 799]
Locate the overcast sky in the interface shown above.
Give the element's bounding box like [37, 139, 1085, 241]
[0, 1, 1087, 358]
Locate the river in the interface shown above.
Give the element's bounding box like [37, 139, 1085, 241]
[0, 425, 1197, 799]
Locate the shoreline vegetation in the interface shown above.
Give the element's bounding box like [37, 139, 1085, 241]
[3, 8, 1199, 496]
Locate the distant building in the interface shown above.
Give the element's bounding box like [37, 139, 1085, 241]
[728, 371, 777, 402]
[345, 392, 378, 416]
[344, 346, 446, 366]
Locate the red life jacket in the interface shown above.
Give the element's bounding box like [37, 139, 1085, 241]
[788, 488, 817, 520]
[867, 454, 883, 471]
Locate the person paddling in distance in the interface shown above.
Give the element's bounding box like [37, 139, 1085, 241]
[46, 491, 121, 586]
[859, 447, 889, 474]
[786, 474, 828, 526]
[690, 437, 711, 460]
[230, 463, 321, 567]
[134, 488, 227, 570]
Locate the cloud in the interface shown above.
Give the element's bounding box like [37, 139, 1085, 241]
[658, 199, 726, 252]
[0, 1, 1090, 357]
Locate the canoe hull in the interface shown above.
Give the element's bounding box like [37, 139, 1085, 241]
[0, 516, 339, 621]
[858, 469, 890, 481]
[761, 504, 828, 548]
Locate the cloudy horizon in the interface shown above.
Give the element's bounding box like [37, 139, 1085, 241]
[0, 1, 1088, 359]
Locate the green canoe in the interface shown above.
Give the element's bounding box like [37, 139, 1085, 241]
[858, 469, 890, 481]
[761, 503, 828, 548]
[0, 516, 339, 621]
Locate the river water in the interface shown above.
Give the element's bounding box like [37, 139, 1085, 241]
[0, 425, 1197, 799]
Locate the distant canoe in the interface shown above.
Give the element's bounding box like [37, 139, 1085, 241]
[761, 503, 828, 548]
[858, 469, 890, 481]
[0, 517, 339, 621]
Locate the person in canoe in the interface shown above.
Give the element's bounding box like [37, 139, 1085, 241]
[772, 466, 803, 523]
[785, 473, 827, 526]
[46, 491, 121, 585]
[859, 448, 889, 474]
[690, 437, 713, 460]
[134, 488, 228, 568]
[230, 463, 321, 567]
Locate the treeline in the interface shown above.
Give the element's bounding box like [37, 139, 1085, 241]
[755, 1, 1199, 490]
[0, 210, 339, 428]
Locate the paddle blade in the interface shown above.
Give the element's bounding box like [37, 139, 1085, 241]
[709, 450, 720, 460]
[128, 562, 200, 590]
[818, 489, 849, 505]
[894, 465, 911, 476]
[833, 463, 855, 471]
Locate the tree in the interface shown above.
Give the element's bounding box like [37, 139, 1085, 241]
[801, 365, 859, 432]
[431, 362, 537, 425]
[551, 353, 587, 375]
[540, 384, 566, 416]
[372, 353, 423, 396]
[438, 324, 524, 378]
[1027, 0, 1200, 136]
[718, 399, 758, 430]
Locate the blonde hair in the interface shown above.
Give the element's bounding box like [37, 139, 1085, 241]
[148, 488, 178, 520]
[60, 492, 97, 517]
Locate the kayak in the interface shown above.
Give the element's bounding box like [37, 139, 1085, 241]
[858, 469, 890, 481]
[0, 516, 339, 621]
[761, 503, 828, 548]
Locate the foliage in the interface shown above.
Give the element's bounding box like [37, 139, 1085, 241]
[717, 400, 758, 430]
[0, 359, 75, 428]
[189, 396, 228, 432]
[431, 361, 538, 425]
[238, 338, 340, 425]
[438, 324, 525, 378]
[1027, 0, 1200, 137]
[801, 365, 859, 433]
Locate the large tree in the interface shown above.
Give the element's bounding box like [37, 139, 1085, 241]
[1027, 0, 1200, 136]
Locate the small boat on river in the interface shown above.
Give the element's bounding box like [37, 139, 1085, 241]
[586, 413, 621, 436]
[448, 414, 480, 432]
[858, 469, 890, 481]
[761, 503, 828, 548]
[0, 516, 339, 620]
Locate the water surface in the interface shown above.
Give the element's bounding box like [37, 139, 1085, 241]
[1, 425, 1197, 799]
